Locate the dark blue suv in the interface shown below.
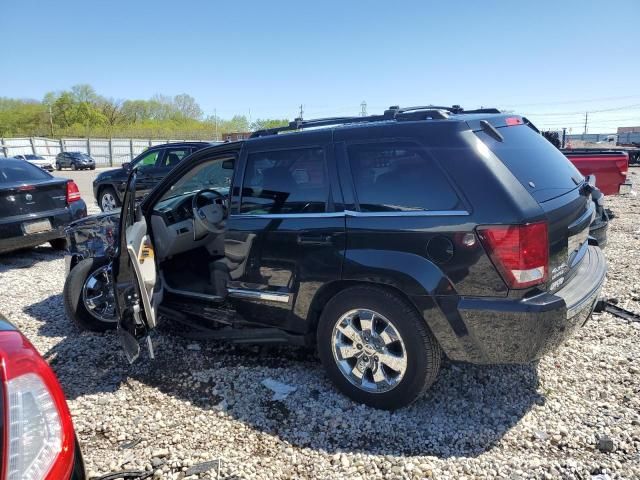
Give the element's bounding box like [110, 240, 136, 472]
[63, 106, 607, 409]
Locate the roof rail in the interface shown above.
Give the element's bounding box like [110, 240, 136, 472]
[250, 104, 503, 138]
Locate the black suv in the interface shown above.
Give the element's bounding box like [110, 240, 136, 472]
[56, 152, 96, 171]
[93, 142, 212, 212]
[63, 106, 606, 409]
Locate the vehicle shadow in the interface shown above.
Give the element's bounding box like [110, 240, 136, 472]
[0, 245, 64, 270]
[26, 294, 543, 459]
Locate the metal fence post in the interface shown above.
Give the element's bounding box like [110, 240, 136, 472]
[108, 138, 113, 167]
[130, 139, 134, 161]
[60, 138, 65, 153]
[30, 137, 37, 155]
[87, 138, 91, 156]
[0, 138, 7, 158]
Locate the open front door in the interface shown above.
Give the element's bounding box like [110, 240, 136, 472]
[113, 171, 162, 363]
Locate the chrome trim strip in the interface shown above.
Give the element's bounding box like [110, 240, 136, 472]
[160, 273, 224, 301]
[230, 212, 345, 219]
[344, 210, 470, 217]
[227, 288, 291, 303]
[230, 210, 469, 219]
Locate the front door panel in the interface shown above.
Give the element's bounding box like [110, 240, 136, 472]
[224, 215, 345, 332]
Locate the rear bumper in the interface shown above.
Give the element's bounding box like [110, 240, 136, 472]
[0, 201, 87, 254]
[444, 246, 606, 364]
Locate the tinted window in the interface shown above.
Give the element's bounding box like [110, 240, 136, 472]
[162, 149, 189, 167]
[476, 125, 583, 202]
[0, 160, 50, 183]
[241, 148, 327, 214]
[24, 154, 45, 160]
[70, 152, 91, 159]
[347, 141, 461, 212]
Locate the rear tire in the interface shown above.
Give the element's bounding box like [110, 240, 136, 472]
[64, 257, 117, 332]
[49, 238, 66, 250]
[317, 285, 441, 410]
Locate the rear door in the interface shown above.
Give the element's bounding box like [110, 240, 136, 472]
[151, 147, 191, 186]
[224, 132, 345, 332]
[475, 122, 593, 292]
[113, 171, 162, 362]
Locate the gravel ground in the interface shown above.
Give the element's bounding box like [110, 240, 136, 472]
[1, 168, 639, 480]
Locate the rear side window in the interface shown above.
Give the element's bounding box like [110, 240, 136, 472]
[347, 141, 461, 212]
[476, 125, 583, 202]
[162, 149, 189, 167]
[241, 147, 327, 214]
[0, 160, 50, 183]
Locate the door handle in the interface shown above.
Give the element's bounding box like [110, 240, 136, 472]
[297, 233, 333, 246]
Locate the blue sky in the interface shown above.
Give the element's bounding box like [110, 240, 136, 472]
[2, 0, 639, 132]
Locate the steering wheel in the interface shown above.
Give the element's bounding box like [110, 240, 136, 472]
[192, 189, 228, 236]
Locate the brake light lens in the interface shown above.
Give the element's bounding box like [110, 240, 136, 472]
[477, 222, 549, 289]
[66, 181, 81, 203]
[505, 116, 524, 126]
[0, 331, 75, 480]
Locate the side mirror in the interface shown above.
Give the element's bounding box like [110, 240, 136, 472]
[122, 162, 130, 170]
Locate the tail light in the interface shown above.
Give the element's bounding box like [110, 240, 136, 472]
[66, 181, 81, 204]
[477, 222, 549, 289]
[0, 331, 76, 480]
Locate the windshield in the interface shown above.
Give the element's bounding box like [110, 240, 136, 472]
[159, 157, 234, 202]
[71, 152, 91, 159]
[24, 155, 46, 160]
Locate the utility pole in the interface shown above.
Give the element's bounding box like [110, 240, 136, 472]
[583, 112, 589, 135]
[299, 104, 304, 120]
[562, 127, 567, 148]
[48, 103, 54, 137]
[360, 101, 367, 117]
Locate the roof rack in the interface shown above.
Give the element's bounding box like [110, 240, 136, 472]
[250, 105, 503, 138]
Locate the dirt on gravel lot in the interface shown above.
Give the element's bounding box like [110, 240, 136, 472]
[1, 169, 639, 480]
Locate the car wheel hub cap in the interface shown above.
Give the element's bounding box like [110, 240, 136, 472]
[102, 193, 116, 211]
[331, 308, 407, 393]
[82, 264, 117, 323]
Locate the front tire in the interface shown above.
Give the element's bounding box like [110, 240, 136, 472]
[64, 257, 117, 332]
[56, 162, 62, 171]
[98, 187, 120, 212]
[317, 286, 441, 410]
[71, 163, 78, 171]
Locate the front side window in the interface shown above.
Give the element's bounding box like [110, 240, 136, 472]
[159, 157, 234, 202]
[240, 147, 327, 214]
[133, 150, 160, 170]
[347, 141, 461, 212]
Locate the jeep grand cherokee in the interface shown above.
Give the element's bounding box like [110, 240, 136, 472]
[63, 105, 606, 410]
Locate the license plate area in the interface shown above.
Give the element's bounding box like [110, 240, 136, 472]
[22, 219, 52, 235]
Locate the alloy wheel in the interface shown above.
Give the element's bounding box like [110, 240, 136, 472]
[82, 264, 117, 323]
[331, 308, 407, 393]
[100, 192, 117, 212]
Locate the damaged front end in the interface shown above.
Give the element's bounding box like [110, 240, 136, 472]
[64, 211, 120, 275]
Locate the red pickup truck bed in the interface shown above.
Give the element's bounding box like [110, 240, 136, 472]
[562, 149, 632, 195]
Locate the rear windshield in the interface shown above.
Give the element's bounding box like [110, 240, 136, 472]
[475, 125, 583, 202]
[0, 159, 51, 183]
